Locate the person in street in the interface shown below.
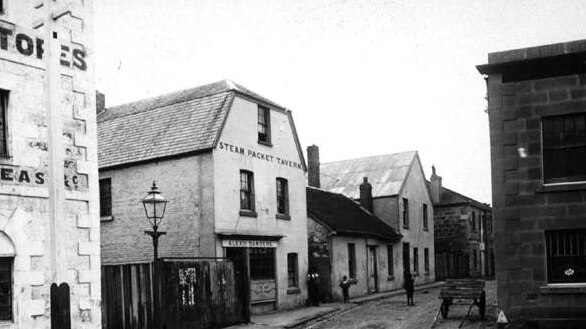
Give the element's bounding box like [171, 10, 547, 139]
[404, 272, 414, 306]
[307, 268, 320, 306]
[339, 275, 350, 303]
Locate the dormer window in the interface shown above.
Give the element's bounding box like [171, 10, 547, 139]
[258, 105, 271, 145]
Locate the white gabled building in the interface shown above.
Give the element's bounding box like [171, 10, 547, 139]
[98, 80, 309, 313]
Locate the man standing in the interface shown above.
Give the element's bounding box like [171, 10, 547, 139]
[404, 272, 414, 306]
[307, 268, 320, 306]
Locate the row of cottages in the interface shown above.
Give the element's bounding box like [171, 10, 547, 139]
[478, 39, 586, 326]
[0, 1, 102, 328]
[429, 167, 494, 280]
[307, 146, 436, 292]
[97, 80, 309, 314]
[307, 184, 402, 301]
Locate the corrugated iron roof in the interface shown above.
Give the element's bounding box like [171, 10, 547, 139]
[320, 151, 418, 199]
[97, 80, 285, 169]
[307, 187, 401, 240]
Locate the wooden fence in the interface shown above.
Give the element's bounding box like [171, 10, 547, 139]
[102, 259, 248, 329]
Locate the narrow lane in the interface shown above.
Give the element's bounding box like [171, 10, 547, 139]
[300, 281, 496, 329]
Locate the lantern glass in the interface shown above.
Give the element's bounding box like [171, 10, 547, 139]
[142, 182, 169, 228]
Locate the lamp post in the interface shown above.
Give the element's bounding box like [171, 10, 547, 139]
[142, 181, 169, 329]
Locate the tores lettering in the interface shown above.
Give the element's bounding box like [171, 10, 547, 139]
[0, 26, 87, 71]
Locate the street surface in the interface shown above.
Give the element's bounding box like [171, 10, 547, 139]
[300, 280, 497, 329]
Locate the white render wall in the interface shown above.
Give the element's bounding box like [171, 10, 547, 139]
[213, 95, 309, 310]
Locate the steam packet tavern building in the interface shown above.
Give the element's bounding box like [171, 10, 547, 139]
[98, 80, 309, 313]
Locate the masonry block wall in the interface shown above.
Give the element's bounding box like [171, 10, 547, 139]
[0, 1, 101, 327]
[481, 40, 586, 320]
[100, 154, 214, 264]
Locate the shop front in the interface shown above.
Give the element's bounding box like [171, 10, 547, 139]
[221, 235, 282, 313]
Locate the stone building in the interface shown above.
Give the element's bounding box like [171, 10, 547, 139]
[429, 167, 494, 280]
[312, 147, 436, 287]
[98, 80, 308, 313]
[306, 183, 402, 301]
[0, 1, 101, 328]
[478, 40, 586, 325]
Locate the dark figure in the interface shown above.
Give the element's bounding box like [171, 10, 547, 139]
[404, 272, 414, 306]
[339, 275, 350, 303]
[307, 268, 320, 306]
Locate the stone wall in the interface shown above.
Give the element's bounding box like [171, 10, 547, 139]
[483, 39, 586, 319]
[0, 1, 101, 327]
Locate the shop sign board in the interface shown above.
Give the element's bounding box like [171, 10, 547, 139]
[221, 240, 278, 248]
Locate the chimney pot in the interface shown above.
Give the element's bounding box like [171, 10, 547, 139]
[430, 165, 442, 204]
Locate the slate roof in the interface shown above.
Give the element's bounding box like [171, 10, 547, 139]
[435, 185, 491, 210]
[97, 80, 286, 169]
[320, 151, 418, 199]
[307, 187, 402, 241]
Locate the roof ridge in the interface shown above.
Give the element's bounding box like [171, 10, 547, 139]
[322, 150, 418, 165]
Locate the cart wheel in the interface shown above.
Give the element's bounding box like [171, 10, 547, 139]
[478, 292, 486, 320]
[440, 299, 451, 319]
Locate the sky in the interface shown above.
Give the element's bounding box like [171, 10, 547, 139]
[94, 0, 586, 204]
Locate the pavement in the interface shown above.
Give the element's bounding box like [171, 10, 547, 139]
[226, 281, 445, 329]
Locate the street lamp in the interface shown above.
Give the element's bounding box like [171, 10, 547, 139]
[142, 181, 169, 329]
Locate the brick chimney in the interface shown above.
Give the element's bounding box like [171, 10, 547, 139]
[359, 177, 373, 212]
[96, 91, 105, 114]
[307, 145, 320, 188]
[430, 165, 442, 204]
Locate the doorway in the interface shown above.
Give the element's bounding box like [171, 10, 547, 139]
[402, 242, 410, 275]
[368, 246, 378, 293]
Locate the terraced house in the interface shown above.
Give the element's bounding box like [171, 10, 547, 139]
[313, 148, 436, 288]
[98, 80, 309, 314]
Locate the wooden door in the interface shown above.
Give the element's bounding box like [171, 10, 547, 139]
[368, 246, 378, 293]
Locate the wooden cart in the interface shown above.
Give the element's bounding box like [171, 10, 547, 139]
[431, 279, 486, 328]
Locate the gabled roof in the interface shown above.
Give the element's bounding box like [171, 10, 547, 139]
[307, 187, 401, 241]
[97, 80, 292, 169]
[320, 151, 418, 199]
[433, 183, 491, 211]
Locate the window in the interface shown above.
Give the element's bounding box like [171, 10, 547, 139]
[542, 113, 586, 184]
[422, 203, 428, 230]
[249, 248, 275, 280]
[348, 243, 356, 279]
[424, 248, 430, 274]
[0, 90, 8, 156]
[472, 212, 477, 232]
[276, 178, 289, 217]
[546, 229, 586, 283]
[402, 198, 409, 228]
[240, 170, 255, 213]
[473, 249, 478, 268]
[287, 253, 298, 288]
[0, 258, 11, 321]
[99, 178, 112, 217]
[257, 106, 271, 144]
[387, 245, 394, 277]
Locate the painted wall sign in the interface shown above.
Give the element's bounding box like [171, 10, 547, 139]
[250, 279, 276, 302]
[0, 23, 87, 71]
[0, 164, 45, 186]
[221, 239, 278, 248]
[218, 141, 303, 170]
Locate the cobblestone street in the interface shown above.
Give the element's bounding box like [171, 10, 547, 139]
[298, 280, 497, 329]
